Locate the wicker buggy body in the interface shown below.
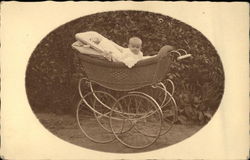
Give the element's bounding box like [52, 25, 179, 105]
[75, 50, 172, 91]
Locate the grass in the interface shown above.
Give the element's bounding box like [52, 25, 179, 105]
[37, 112, 202, 153]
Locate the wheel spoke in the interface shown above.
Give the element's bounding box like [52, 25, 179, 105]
[109, 93, 163, 149]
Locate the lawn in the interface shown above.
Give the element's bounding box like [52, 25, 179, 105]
[37, 112, 202, 153]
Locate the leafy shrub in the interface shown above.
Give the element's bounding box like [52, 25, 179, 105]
[26, 11, 224, 124]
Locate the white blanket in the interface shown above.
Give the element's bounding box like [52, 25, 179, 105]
[73, 31, 144, 68]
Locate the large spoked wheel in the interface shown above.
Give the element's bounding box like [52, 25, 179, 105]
[92, 91, 134, 135]
[109, 93, 163, 149]
[76, 91, 117, 144]
[156, 81, 178, 136]
[133, 81, 177, 137]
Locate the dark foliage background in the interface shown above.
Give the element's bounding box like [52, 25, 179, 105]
[26, 11, 224, 125]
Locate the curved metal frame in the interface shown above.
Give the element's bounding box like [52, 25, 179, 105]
[76, 77, 178, 149]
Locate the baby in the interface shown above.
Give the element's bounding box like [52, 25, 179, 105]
[128, 37, 143, 56]
[90, 36, 144, 68]
[120, 37, 144, 68]
[74, 31, 144, 68]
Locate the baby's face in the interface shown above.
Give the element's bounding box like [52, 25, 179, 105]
[128, 42, 141, 55]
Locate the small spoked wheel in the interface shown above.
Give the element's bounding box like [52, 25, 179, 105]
[109, 93, 163, 149]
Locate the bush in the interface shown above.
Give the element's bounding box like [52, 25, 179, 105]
[25, 11, 224, 124]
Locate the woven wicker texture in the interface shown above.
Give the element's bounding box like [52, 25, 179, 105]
[74, 45, 174, 91]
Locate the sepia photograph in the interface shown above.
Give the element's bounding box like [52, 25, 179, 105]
[1, 2, 249, 159]
[25, 10, 224, 153]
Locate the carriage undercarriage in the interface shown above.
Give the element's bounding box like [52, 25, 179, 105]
[76, 77, 178, 149]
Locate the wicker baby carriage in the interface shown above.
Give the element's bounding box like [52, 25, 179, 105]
[75, 45, 174, 91]
[72, 36, 191, 149]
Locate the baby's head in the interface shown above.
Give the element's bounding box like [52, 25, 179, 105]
[90, 37, 102, 44]
[128, 37, 142, 54]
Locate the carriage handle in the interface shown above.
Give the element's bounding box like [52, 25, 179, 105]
[170, 49, 192, 61]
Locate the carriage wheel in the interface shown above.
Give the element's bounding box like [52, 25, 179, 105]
[76, 91, 116, 144]
[150, 80, 177, 136]
[109, 93, 163, 149]
[92, 91, 134, 134]
[157, 83, 178, 136]
[130, 83, 177, 137]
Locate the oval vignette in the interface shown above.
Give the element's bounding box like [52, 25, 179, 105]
[25, 10, 224, 153]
